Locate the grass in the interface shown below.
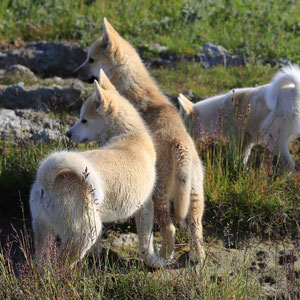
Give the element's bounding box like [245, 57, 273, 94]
[0, 1, 300, 297]
[153, 61, 275, 97]
[0, 61, 299, 235]
[0, 61, 299, 298]
[0, 224, 265, 299]
[0, 0, 299, 61]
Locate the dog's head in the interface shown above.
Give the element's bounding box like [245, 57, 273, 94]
[67, 70, 117, 144]
[73, 18, 128, 83]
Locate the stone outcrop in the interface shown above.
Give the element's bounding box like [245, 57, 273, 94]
[0, 108, 62, 142]
[0, 42, 87, 78]
[0, 81, 90, 111]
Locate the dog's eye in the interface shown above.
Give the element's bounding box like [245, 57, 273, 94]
[82, 119, 87, 124]
[88, 57, 95, 64]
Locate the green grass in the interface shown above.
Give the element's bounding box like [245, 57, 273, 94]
[1, 62, 299, 231]
[0, 0, 299, 61]
[0, 231, 263, 299]
[0, 68, 299, 298]
[153, 61, 275, 97]
[0, 2, 300, 296]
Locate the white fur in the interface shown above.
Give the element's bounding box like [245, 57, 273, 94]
[266, 65, 300, 110]
[178, 65, 300, 171]
[30, 73, 163, 268]
[30, 151, 104, 264]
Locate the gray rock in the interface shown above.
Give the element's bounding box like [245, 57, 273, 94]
[7, 64, 37, 82]
[196, 42, 248, 68]
[0, 80, 91, 111]
[0, 108, 62, 142]
[151, 43, 169, 53]
[111, 233, 138, 248]
[0, 42, 87, 78]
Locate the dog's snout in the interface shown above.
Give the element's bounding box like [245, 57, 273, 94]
[73, 70, 79, 77]
[66, 131, 72, 139]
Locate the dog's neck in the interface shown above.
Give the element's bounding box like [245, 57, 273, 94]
[101, 105, 150, 149]
[109, 60, 170, 111]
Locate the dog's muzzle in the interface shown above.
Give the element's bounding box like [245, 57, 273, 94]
[86, 76, 99, 84]
[66, 131, 72, 139]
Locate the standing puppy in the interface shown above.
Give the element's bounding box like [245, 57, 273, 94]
[74, 19, 205, 262]
[30, 70, 161, 267]
[178, 65, 300, 171]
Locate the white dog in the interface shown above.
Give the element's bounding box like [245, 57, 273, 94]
[178, 65, 300, 171]
[30, 70, 162, 267]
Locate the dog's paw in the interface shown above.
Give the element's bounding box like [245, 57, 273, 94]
[144, 252, 166, 268]
[189, 247, 206, 265]
[149, 256, 166, 268]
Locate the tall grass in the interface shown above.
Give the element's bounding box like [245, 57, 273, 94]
[0, 228, 263, 299]
[0, 0, 299, 61]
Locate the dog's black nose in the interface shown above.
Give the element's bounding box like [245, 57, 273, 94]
[73, 70, 78, 77]
[66, 131, 72, 139]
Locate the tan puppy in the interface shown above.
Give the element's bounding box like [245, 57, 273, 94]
[178, 65, 300, 171]
[74, 19, 205, 262]
[30, 70, 162, 267]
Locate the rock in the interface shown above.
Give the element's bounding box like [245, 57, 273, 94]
[0, 108, 62, 142]
[150, 57, 177, 68]
[0, 41, 87, 78]
[195, 42, 248, 68]
[7, 64, 37, 82]
[151, 43, 169, 53]
[111, 233, 138, 248]
[0, 80, 91, 111]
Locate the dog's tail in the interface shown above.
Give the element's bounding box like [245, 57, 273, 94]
[178, 93, 194, 116]
[173, 141, 192, 222]
[266, 64, 300, 111]
[37, 151, 104, 207]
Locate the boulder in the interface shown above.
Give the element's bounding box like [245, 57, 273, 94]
[0, 108, 62, 142]
[0, 80, 90, 111]
[195, 42, 248, 68]
[0, 42, 87, 78]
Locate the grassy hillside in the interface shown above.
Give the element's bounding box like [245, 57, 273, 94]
[0, 1, 300, 298]
[0, 0, 299, 61]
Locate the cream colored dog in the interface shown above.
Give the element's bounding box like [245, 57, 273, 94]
[74, 19, 205, 263]
[30, 70, 162, 267]
[178, 65, 300, 171]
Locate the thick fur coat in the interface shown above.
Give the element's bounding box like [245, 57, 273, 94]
[74, 19, 205, 262]
[178, 65, 300, 171]
[30, 71, 161, 267]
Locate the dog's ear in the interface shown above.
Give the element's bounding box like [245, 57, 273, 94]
[94, 80, 107, 112]
[102, 18, 119, 49]
[99, 69, 116, 91]
[178, 94, 194, 116]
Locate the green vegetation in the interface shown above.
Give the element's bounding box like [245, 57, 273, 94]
[0, 235, 262, 299]
[0, 0, 299, 61]
[153, 62, 275, 97]
[0, 0, 300, 298]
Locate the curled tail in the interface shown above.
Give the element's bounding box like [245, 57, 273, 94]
[173, 140, 192, 222]
[266, 64, 300, 111]
[37, 151, 104, 207]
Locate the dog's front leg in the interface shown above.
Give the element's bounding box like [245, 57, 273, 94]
[32, 218, 53, 267]
[242, 143, 255, 166]
[134, 199, 165, 268]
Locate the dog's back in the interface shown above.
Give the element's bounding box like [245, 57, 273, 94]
[30, 73, 159, 267]
[79, 19, 206, 262]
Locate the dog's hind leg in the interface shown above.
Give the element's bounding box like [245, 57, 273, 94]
[271, 139, 295, 172]
[59, 225, 101, 267]
[242, 142, 255, 166]
[153, 172, 176, 260]
[32, 217, 54, 266]
[135, 198, 164, 267]
[188, 170, 205, 264]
